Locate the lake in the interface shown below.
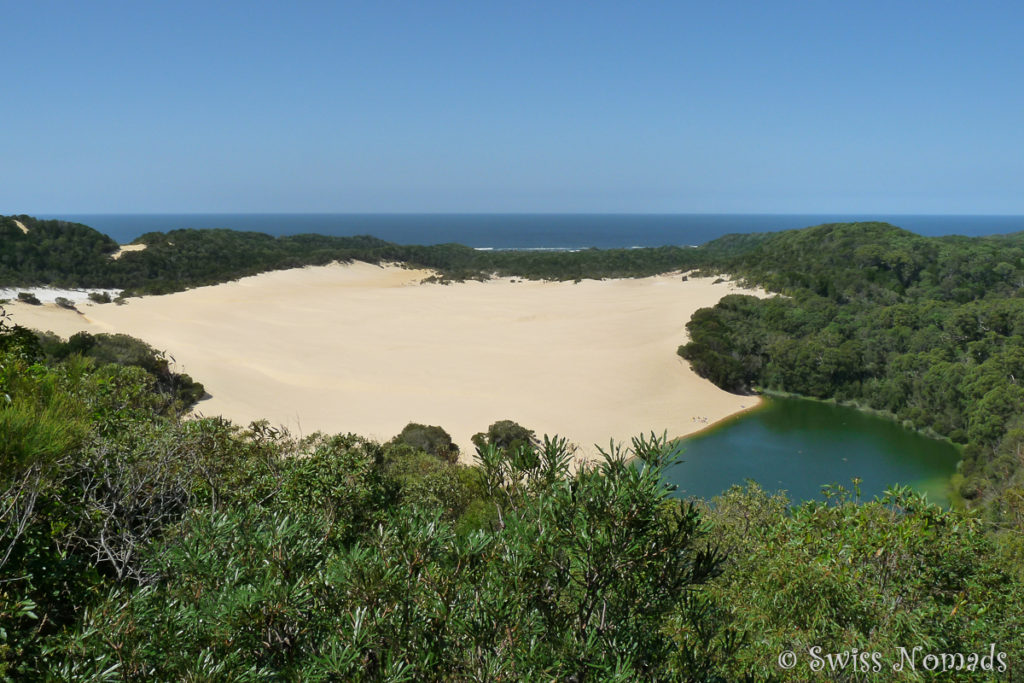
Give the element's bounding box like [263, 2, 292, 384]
[665, 397, 962, 506]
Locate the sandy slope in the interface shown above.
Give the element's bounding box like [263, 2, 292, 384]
[110, 243, 147, 259]
[5, 262, 767, 461]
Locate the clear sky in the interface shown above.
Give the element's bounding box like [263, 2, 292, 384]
[3, 1, 1023, 214]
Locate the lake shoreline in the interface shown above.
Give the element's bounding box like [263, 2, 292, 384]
[667, 396, 963, 507]
[758, 388, 966, 452]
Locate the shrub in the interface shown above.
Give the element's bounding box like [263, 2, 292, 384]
[393, 422, 459, 462]
[54, 297, 76, 310]
[16, 292, 40, 305]
[51, 433, 726, 680]
[471, 419, 536, 453]
[87, 291, 112, 304]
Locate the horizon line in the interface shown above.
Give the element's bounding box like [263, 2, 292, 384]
[26, 211, 1024, 217]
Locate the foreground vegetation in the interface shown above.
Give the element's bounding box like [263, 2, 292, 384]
[1, 311, 1023, 680]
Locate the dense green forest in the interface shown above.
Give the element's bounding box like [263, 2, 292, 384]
[0, 216, 119, 287]
[1, 311, 1021, 680]
[679, 222, 1024, 522]
[1, 214, 706, 293]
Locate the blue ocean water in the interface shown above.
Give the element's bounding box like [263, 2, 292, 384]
[38, 213, 1024, 249]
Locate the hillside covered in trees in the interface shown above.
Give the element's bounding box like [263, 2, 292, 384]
[680, 222, 1024, 520]
[0, 214, 709, 294]
[0, 216, 119, 287]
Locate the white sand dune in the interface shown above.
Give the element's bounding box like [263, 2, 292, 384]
[13, 219, 29, 234]
[4, 262, 767, 461]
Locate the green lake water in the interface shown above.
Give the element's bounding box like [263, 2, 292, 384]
[665, 397, 962, 506]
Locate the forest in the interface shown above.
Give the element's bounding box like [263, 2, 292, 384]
[3, 215, 1024, 678]
[0, 214, 707, 293]
[679, 222, 1024, 520]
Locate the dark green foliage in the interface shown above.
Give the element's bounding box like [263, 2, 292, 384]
[0, 215, 119, 287]
[679, 295, 768, 393]
[685, 483, 1024, 680]
[681, 223, 1024, 516]
[471, 418, 537, 453]
[15, 292, 40, 305]
[0, 307, 42, 361]
[110, 228, 394, 294]
[45, 434, 724, 680]
[1, 214, 712, 295]
[392, 422, 459, 462]
[87, 291, 112, 304]
[36, 331, 206, 412]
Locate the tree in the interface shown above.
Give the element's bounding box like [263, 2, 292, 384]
[392, 422, 459, 462]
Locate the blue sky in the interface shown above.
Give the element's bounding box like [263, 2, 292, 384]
[3, 1, 1023, 214]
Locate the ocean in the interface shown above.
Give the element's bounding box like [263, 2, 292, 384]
[37, 213, 1024, 249]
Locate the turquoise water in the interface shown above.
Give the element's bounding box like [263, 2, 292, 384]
[664, 398, 962, 506]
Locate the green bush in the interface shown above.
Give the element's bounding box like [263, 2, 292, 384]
[34, 331, 206, 412]
[471, 419, 537, 453]
[392, 422, 459, 462]
[49, 434, 725, 680]
[682, 483, 1024, 680]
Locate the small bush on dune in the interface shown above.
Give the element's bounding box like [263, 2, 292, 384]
[16, 292, 40, 305]
[392, 422, 459, 462]
[471, 419, 536, 454]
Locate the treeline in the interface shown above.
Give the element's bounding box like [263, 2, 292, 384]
[680, 222, 1024, 519]
[1, 314, 1021, 679]
[5, 215, 1022, 300]
[0, 215, 119, 287]
[1, 214, 709, 294]
[120, 229, 708, 293]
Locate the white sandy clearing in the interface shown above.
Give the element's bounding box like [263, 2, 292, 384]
[110, 243, 147, 260]
[0, 287, 121, 305]
[13, 219, 29, 234]
[4, 262, 768, 461]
